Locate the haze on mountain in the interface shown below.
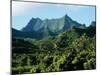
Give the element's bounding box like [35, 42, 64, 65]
[12, 14, 95, 39]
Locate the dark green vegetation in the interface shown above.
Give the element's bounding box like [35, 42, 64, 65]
[12, 24, 96, 74]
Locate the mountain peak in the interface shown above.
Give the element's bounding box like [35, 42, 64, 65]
[64, 14, 70, 18]
[64, 14, 69, 17]
[30, 17, 41, 21]
[21, 17, 39, 32]
[64, 14, 73, 21]
[19, 14, 81, 39]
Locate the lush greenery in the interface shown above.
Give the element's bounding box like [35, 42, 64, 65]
[12, 25, 96, 74]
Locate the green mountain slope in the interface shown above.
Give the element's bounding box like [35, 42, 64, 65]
[12, 14, 82, 39]
[12, 25, 96, 74]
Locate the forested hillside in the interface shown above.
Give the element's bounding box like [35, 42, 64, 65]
[12, 25, 96, 74]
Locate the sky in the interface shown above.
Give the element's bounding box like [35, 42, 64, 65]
[12, 1, 96, 30]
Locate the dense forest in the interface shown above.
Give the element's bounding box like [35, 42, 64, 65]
[12, 24, 96, 74]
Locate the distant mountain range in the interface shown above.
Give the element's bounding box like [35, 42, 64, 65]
[12, 14, 95, 39]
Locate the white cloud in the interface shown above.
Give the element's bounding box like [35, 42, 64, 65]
[12, 1, 88, 16]
[65, 5, 85, 11]
[55, 4, 85, 12]
[12, 1, 41, 16]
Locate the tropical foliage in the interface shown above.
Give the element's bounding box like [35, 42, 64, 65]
[12, 25, 96, 74]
